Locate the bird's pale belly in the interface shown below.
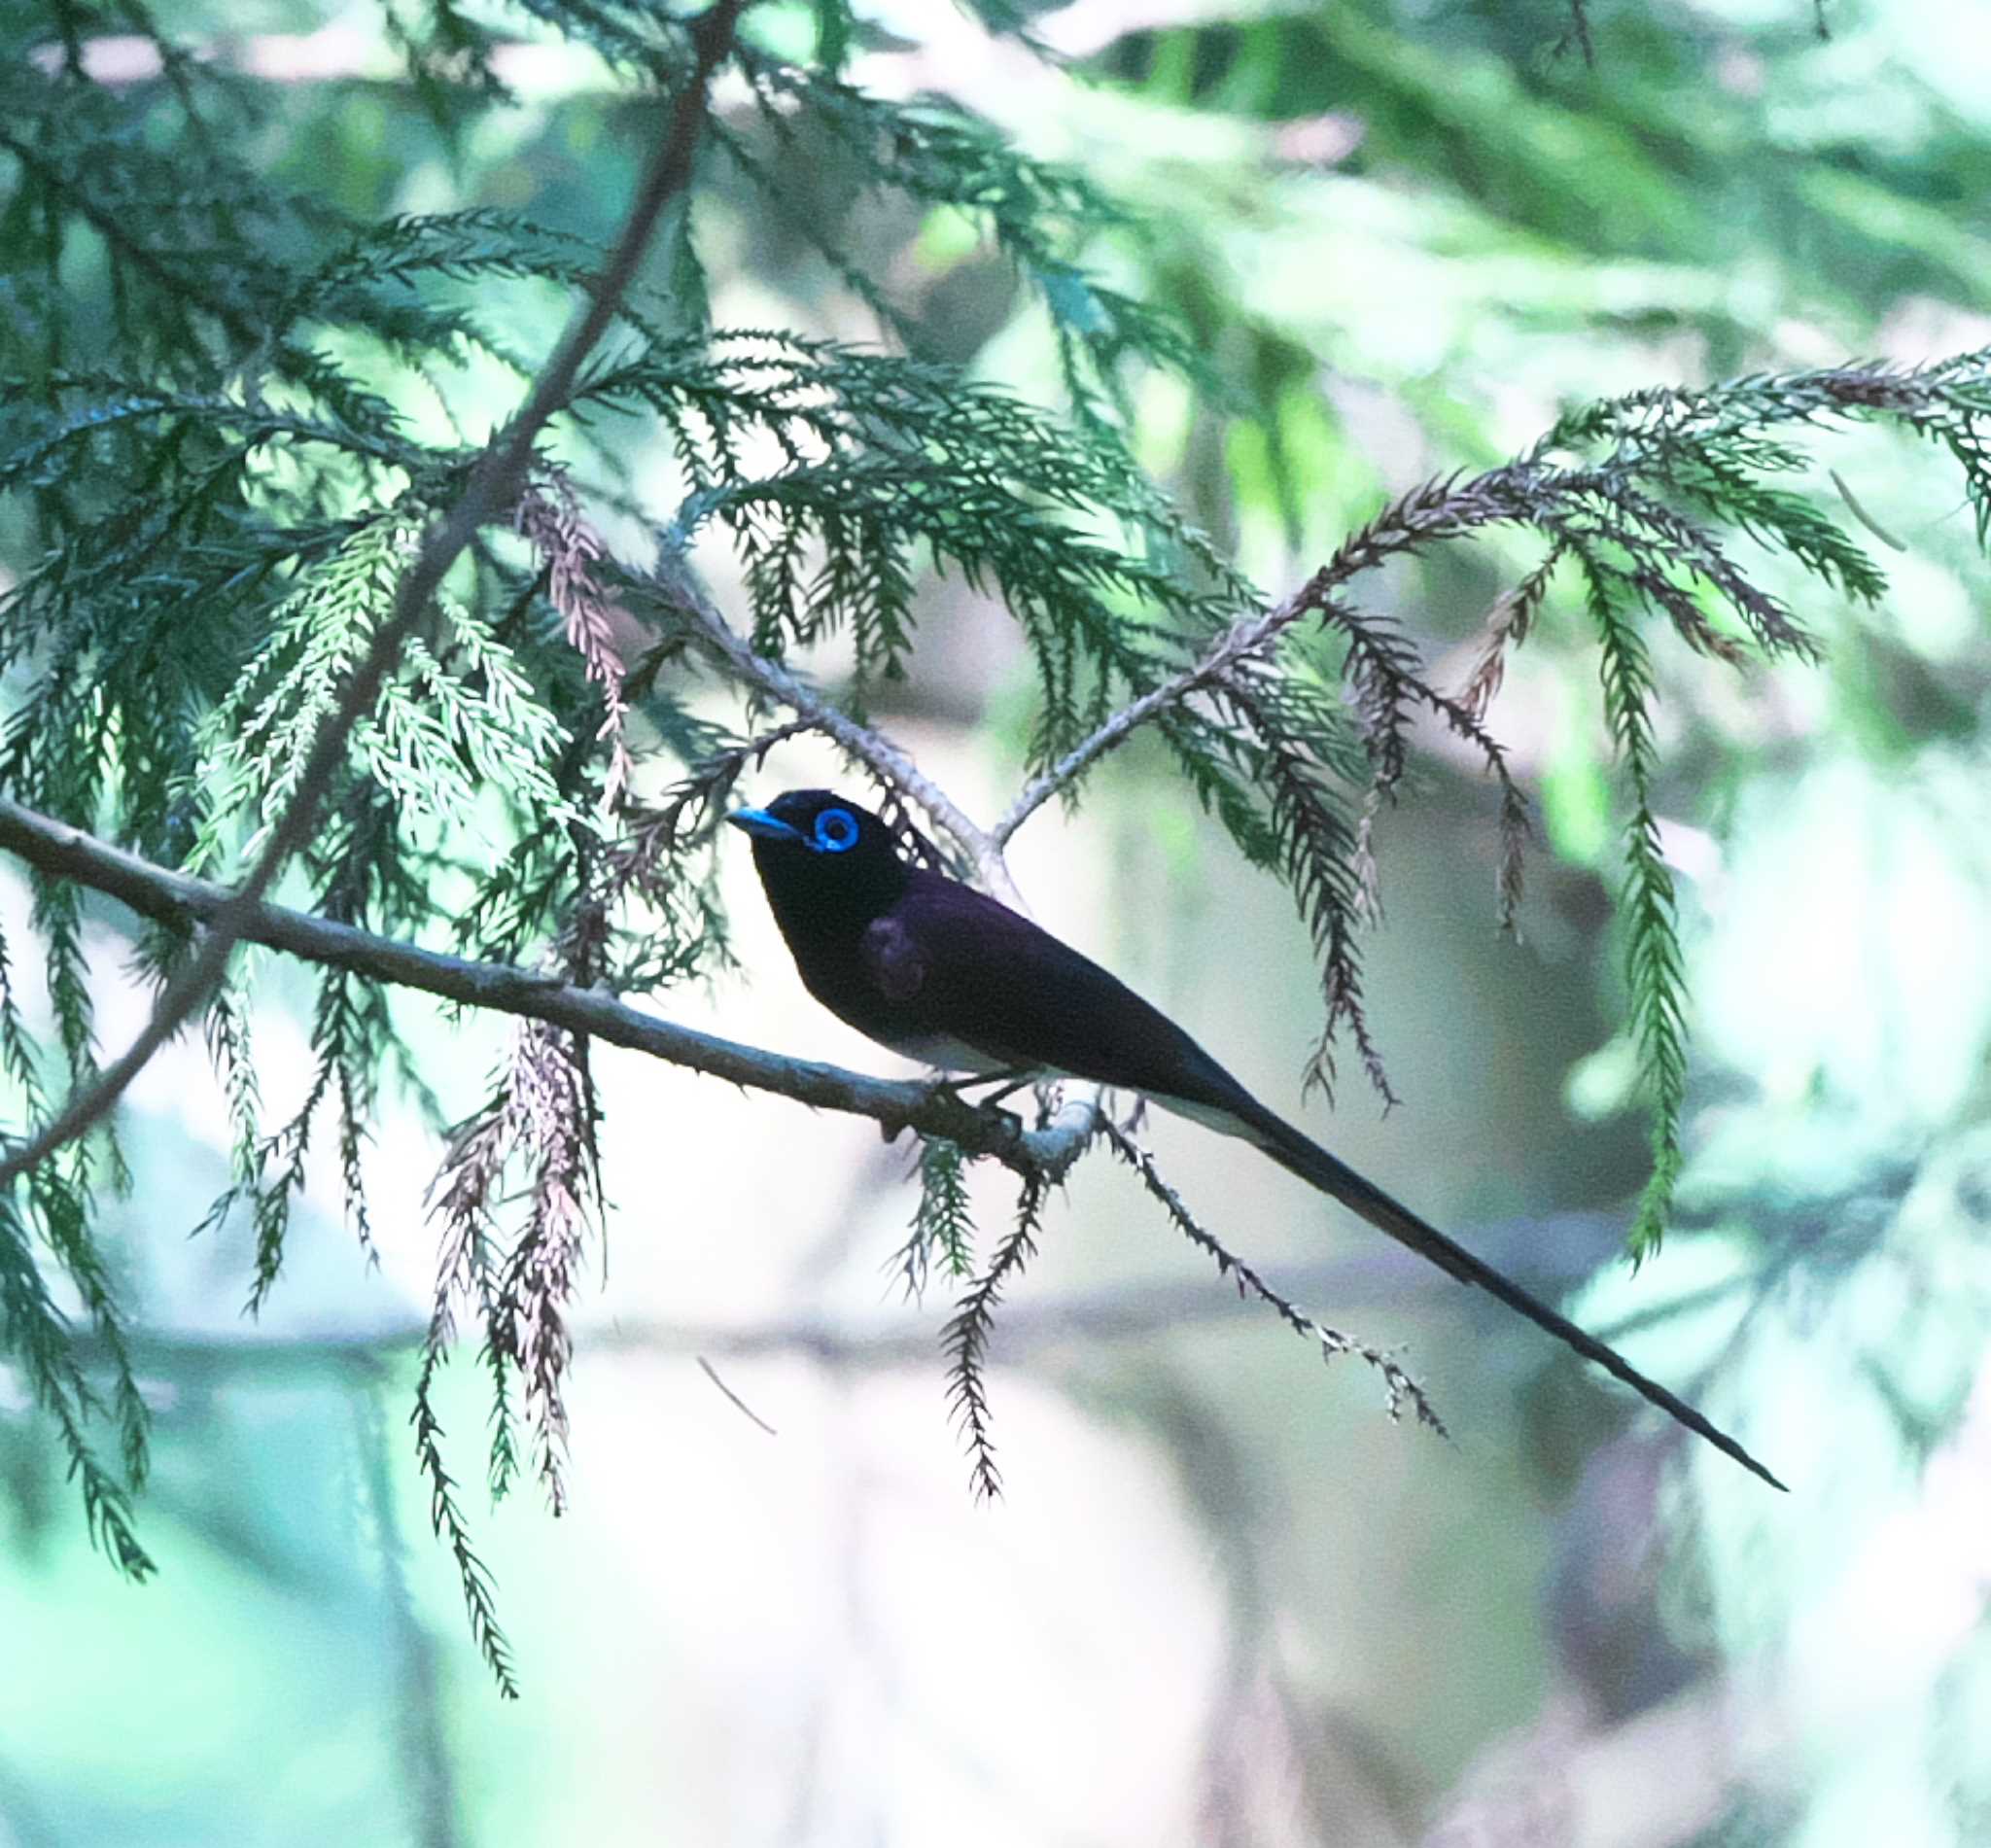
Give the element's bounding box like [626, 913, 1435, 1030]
[870, 1026, 1037, 1077]
[870, 1026, 1252, 1146]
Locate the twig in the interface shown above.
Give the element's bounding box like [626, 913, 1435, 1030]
[942, 1176, 1046, 1497]
[697, 1355, 779, 1435]
[1102, 1121, 1449, 1436]
[633, 552, 1026, 907]
[994, 571, 1338, 846]
[996, 464, 1581, 849]
[0, 0, 751, 1198]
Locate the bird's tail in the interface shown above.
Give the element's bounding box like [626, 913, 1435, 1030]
[1224, 1102, 1786, 1491]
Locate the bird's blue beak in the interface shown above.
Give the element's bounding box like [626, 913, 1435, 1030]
[726, 806, 805, 842]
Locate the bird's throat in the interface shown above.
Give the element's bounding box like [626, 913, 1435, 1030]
[748, 835, 911, 1016]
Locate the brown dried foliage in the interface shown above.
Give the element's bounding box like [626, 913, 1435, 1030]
[515, 471, 636, 806]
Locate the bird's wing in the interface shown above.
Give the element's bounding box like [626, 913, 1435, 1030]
[859, 915, 928, 1001]
[884, 872, 1256, 1109]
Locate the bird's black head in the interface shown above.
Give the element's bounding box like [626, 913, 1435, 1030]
[726, 788, 911, 922]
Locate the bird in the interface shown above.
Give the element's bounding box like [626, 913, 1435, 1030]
[728, 787, 1785, 1491]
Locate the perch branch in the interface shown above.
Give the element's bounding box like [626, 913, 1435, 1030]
[0, 798, 1097, 1179]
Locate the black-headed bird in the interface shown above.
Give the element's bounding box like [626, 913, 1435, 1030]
[730, 787, 1782, 1489]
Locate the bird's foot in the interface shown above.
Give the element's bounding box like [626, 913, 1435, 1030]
[905, 1069, 1032, 1147]
[877, 1072, 1019, 1144]
[925, 1067, 1032, 1108]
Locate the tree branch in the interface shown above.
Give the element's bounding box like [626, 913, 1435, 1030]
[992, 464, 1580, 849]
[1101, 1119, 1448, 1436]
[0, 797, 1096, 1179]
[633, 550, 1026, 907]
[92, 1250, 1454, 1376]
[0, 0, 751, 1196]
[993, 569, 1341, 846]
[79, 1205, 1753, 1406]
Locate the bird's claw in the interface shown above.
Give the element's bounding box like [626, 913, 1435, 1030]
[919, 1074, 1027, 1147]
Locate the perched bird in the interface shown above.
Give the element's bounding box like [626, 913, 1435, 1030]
[729, 787, 1784, 1490]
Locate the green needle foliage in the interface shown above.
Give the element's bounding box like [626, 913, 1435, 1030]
[894, 1134, 976, 1302]
[2, 0, 1989, 1689]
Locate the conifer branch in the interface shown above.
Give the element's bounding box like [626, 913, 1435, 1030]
[892, 1135, 978, 1301]
[993, 571, 1338, 846]
[0, 0, 750, 1199]
[633, 551, 1025, 905]
[410, 1344, 522, 1697]
[514, 472, 636, 806]
[1103, 1122, 1449, 1436]
[942, 1174, 1048, 1498]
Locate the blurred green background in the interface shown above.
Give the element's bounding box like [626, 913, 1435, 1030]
[6, 1, 1991, 1843]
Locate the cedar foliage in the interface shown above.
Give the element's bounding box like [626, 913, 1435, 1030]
[2, 0, 1987, 1688]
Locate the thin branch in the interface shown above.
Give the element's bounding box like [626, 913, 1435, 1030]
[992, 465, 1546, 849]
[697, 1355, 779, 1435]
[515, 474, 637, 805]
[633, 552, 1025, 906]
[0, 0, 751, 1198]
[0, 797, 1097, 1179]
[1461, 543, 1564, 721]
[942, 1174, 1047, 1497]
[994, 571, 1338, 846]
[351, 1377, 466, 1823]
[1319, 601, 1534, 930]
[1102, 1121, 1449, 1435]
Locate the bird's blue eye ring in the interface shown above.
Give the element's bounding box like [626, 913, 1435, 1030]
[814, 807, 859, 853]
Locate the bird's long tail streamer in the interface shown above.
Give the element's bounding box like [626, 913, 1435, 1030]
[1231, 1106, 1786, 1490]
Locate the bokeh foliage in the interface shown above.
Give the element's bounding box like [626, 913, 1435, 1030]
[2, 0, 1991, 1839]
